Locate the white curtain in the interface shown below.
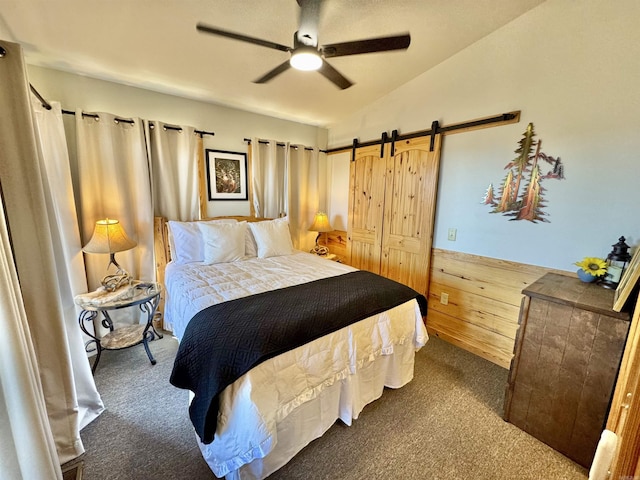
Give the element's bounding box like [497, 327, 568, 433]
[146, 121, 200, 221]
[31, 100, 104, 432]
[288, 145, 321, 251]
[1, 39, 85, 478]
[251, 138, 288, 218]
[0, 191, 61, 480]
[76, 112, 155, 294]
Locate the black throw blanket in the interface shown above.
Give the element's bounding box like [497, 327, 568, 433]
[170, 270, 428, 444]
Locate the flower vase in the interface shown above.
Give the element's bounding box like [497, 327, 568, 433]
[576, 269, 597, 283]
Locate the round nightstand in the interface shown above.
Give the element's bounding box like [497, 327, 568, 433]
[77, 281, 163, 374]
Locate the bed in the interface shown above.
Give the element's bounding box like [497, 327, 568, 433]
[156, 216, 428, 479]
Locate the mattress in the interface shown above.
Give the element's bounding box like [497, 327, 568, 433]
[165, 251, 428, 479]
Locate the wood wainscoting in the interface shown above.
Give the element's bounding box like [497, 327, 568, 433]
[426, 248, 570, 369]
[326, 230, 347, 260]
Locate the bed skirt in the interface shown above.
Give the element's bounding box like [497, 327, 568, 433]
[192, 299, 427, 479]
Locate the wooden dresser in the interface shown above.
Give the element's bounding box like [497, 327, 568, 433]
[503, 273, 631, 468]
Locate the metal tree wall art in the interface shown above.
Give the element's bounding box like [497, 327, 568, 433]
[482, 123, 565, 223]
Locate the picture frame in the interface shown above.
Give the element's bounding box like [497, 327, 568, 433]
[614, 247, 640, 312]
[205, 149, 248, 201]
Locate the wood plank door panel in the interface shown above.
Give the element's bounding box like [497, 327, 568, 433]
[606, 294, 640, 479]
[380, 135, 442, 297]
[347, 144, 386, 273]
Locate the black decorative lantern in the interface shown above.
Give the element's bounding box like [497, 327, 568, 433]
[601, 236, 631, 289]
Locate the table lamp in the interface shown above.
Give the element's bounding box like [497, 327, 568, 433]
[308, 212, 332, 255]
[83, 218, 137, 291]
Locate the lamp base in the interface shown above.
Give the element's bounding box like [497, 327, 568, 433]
[599, 280, 618, 290]
[101, 270, 132, 292]
[101, 253, 133, 291]
[310, 245, 329, 256]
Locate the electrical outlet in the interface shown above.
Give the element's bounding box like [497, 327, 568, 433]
[440, 292, 449, 305]
[447, 228, 457, 241]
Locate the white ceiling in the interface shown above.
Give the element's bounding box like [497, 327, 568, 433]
[0, 0, 545, 127]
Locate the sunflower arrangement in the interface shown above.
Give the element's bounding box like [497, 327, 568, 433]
[574, 257, 608, 277]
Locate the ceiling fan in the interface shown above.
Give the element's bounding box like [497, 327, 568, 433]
[196, 0, 411, 90]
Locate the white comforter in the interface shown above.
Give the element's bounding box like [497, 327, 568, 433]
[165, 252, 355, 340]
[165, 252, 428, 479]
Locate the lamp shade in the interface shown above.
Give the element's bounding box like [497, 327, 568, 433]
[83, 218, 136, 254]
[309, 212, 333, 233]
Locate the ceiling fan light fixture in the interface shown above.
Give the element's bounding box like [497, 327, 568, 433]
[290, 47, 322, 71]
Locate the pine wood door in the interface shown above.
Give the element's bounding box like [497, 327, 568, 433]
[606, 294, 640, 478]
[347, 144, 387, 273]
[380, 135, 442, 297]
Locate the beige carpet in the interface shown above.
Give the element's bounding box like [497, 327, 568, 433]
[272, 335, 588, 479]
[73, 332, 588, 479]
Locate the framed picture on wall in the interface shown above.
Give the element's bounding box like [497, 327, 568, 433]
[205, 149, 248, 201]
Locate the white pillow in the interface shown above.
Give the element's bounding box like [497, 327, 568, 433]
[167, 219, 236, 264]
[244, 226, 258, 258]
[198, 221, 247, 264]
[248, 218, 295, 258]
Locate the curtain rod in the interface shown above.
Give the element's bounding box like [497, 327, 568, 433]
[61, 109, 135, 125]
[244, 138, 327, 153]
[148, 122, 217, 137]
[29, 82, 215, 136]
[29, 84, 52, 110]
[326, 111, 521, 154]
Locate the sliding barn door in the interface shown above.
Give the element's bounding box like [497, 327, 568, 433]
[347, 144, 387, 273]
[380, 135, 442, 297]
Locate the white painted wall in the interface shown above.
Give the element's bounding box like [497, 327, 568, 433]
[327, 0, 640, 271]
[27, 65, 328, 217]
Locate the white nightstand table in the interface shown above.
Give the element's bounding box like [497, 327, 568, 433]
[77, 281, 163, 374]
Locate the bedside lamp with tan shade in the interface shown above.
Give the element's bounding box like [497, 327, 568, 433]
[308, 212, 332, 256]
[83, 218, 136, 291]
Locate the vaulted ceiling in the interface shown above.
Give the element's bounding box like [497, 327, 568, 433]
[0, 0, 545, 127]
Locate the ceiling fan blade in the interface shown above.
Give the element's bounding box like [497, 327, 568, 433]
[321, 33, 411, 58]
[253, 61, 292, 84]
[318, 61, 353, 90]
[297, 0, 322, 46]
[196, 23, 291, 52]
